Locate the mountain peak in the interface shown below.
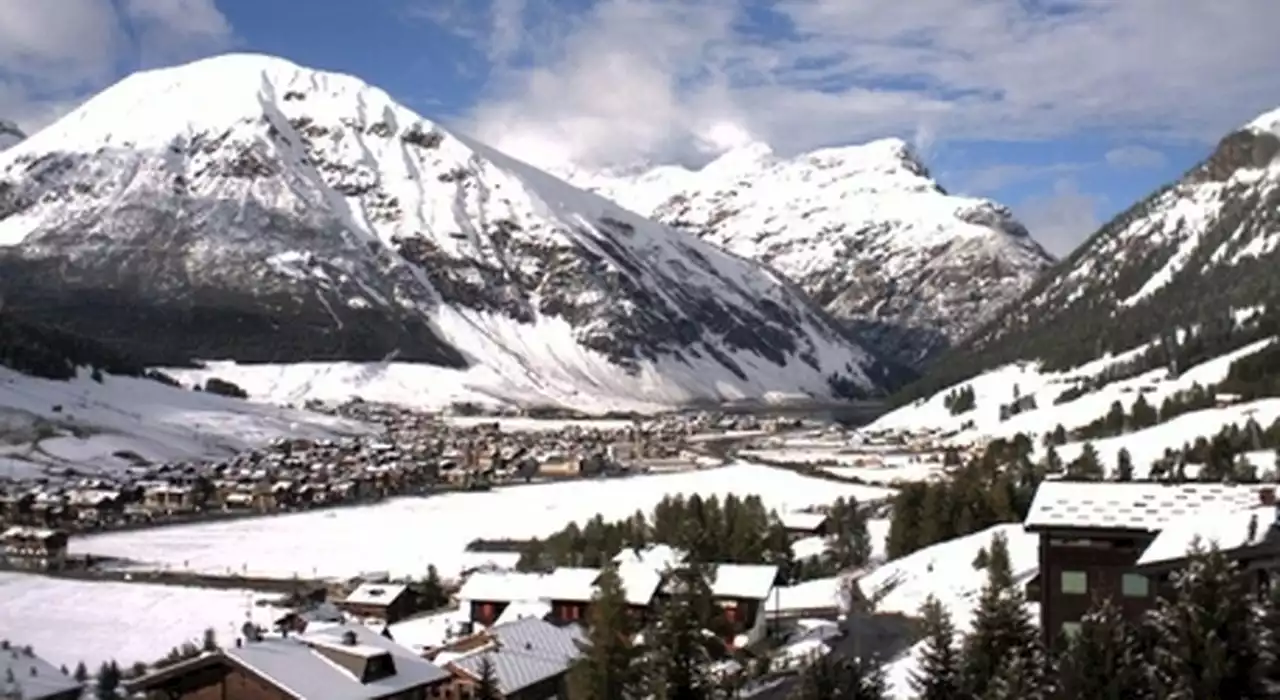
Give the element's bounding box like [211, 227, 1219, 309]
[0, 53, 898, 410]
[1246, 105, 1280, 137]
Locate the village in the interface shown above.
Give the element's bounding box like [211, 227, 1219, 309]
[0, 402, 818, 568]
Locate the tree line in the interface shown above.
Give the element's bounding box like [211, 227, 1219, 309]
[515, 493, 873, 585]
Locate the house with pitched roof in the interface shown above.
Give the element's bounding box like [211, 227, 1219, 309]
[431, 617, 585, 700]
[338, 582, 414, 625]
[125, 623, 451, 700]
[0, 642, 82, 700]
[1023, 479, 1280, 644]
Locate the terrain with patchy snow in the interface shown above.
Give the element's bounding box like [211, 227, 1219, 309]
[863, 331, 1280, 478]
[0, 366, 367, 478]
[0, 53, 900, 413]
[565, 140, 1053, 365]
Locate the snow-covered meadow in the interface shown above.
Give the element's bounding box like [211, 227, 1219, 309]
[69, 462, 896, 580]
[0, 572, 284, 671]
[0, 366, 369, 478]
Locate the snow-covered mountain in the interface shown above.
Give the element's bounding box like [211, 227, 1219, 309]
[564, 140, 1054, 366]
[0, 120, 23, 151]
[0, 54, 905, 412]
[944, 105, 1280, 379]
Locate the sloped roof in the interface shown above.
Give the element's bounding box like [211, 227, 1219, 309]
[224, 624, 449, 699]
[450, 618, 584, 695]
[1024, 481, 1268, 532]
[0, 644, 82, 700]
[1138, 504, 1280, 567]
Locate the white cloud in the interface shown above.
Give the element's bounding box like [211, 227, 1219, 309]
[0, 0, 233, 132]
[424, 0, 1280, 171]
[1016, 179, 1102, 257]
[1105, 144, 1167, 169]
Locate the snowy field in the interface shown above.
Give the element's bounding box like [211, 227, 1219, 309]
[0, 367, 369, 478]
[860, 337, 1280, 478]
[70, 462, 896, 580]
[743, 431, 946, 485]
[0, 572, 284, 670]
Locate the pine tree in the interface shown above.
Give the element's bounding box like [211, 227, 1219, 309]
[473, 655, 500, 700]
[72, 662, 88, 683]
[1055, 596, 1149, 700]
[908, 596, 961, 700]
[789, 654, 887, 700]
[1115, 448, 1134, 482]
[985, 647, 1047, 700]
[960, 531, 1037, 699]
[1148, 543, 1271, 699]
[1066, 443, 1103, 481]
[95, 661, 121, 700]
[648, 563, 719, 700]
[569, 566, 641, 700]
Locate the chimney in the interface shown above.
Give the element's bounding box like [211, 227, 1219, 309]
[1261, 487, 1276, 506]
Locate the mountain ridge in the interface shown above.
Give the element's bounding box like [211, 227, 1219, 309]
[899, 103, 1280, 401]
[0, 53, 906, 412]
[562, 136, 1055, 366]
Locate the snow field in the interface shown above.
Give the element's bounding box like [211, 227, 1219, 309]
[0, 573, 283, 671]
[69, 463, 897, 581]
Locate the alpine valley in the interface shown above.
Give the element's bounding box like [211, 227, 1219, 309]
[0, 54, 921, 413]
[564, 139, 1054, 366]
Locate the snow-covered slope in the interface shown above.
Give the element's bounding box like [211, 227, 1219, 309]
[0, 119, 23, 151]
[0, 54, 904, 412]
[951, 105, 1280, 376]
[866, 330, 1280, 479]
[564, 140, 1054, 366]
[0, 365, 368, 479]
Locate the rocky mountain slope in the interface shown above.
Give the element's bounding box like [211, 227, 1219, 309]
[0, 53, 906, 411]
[564, 140, 1054, 366]
[0, 120, 23, 151]
[908, 105, 1280, 397]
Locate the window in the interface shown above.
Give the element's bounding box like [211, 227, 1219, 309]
[1061, 622, 1083, 639]
[1122, 573, 1150, 597]
[1060, 570, 1087, 594]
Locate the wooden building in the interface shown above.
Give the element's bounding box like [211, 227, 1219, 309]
[1023, 480, 1272, 644]
[337, 583, 414, 624]
[706, 564, 779, 647]
[0, 526, 69, 571]
[127, 624, 450, 700]
[778, 511, 830, 541]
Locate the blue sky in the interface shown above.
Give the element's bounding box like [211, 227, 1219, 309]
[2, 0, 1278, 257]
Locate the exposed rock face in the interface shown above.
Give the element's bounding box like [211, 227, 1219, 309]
[0, 53, 906, 409]
[565, 139, 1055, 367]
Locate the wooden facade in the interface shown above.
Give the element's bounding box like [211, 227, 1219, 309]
[338, 587, 415, 624]
[1027, 526, 1163, 644]
[468, 600, 510, 627]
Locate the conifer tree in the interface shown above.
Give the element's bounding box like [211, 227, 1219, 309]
[569, 566, 641, 700]
[95, 661, 121, 700]
[985, 647, 1048, 700]
[789, 654, 887, 700]
[1055, 597, 1149, 700]
[960, 531, 1037, 698]
[1066, 443, 1103, 481]
[473, 655, 501, 700]
[1115, 448, 1134, 482]
[909, 596, 961, 700]
[1148, 543, 1271, 699]
[72, 661, 88, 683]
[649, 563, 718, 700]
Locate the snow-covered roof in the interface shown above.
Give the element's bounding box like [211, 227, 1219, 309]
[494, 600, 552, 625]
[456, 572, 548, 604]
[540, 567, 600, 602]
[712, 564, 779, 600]
[611, 543, 684, 570]
[614, 563, 663, 606]
[343, 582, 409, 607]
[222, 624, 449, 700]
[450, 618, 583, 696]
[778, 511, 829, 531]
[1137, 504, 1280, 567]
[1023, 481, 1269, 532]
